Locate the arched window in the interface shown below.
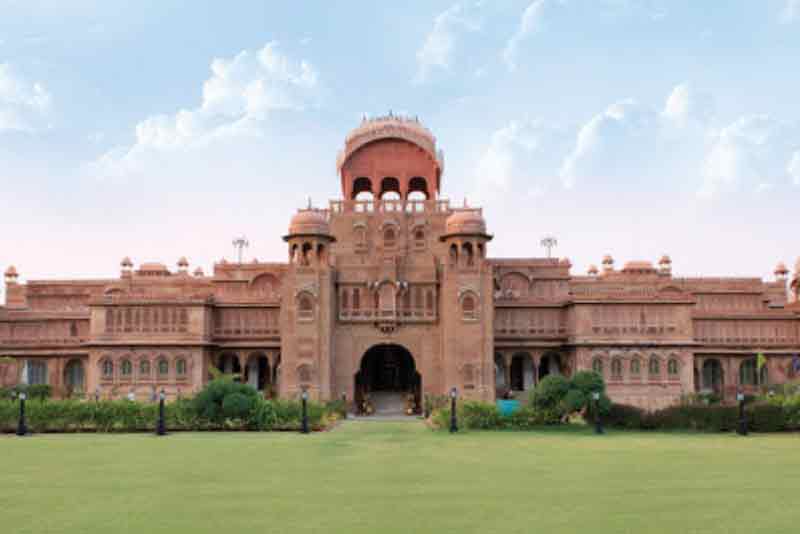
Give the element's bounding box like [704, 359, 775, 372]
[630, 358, 641, 376]
[413, 227, 426, 249]
[611, 358, 623, 379]
[408, 177, 429, 200]
[301, 242, 313, 266]
[102, 359, 114, 379]
[298, 294, 314, 320]
[462, 294, 477, 320]
[139, 360, 151, 377]
[383, 226, 396, 248]
[176, 358, 187, 377]
[592, 357, 603, 375]
[649, 356, 661, 377]
[667, 358, 679, 377]
[121, 359, 132, 377]
[70, 321, 78, 337]
[463, 242, 475, 267]
[158, 358, 169, 377]
[449, 244, 458, 267]
[352, 177, 373, 200]
[739, 358, 766, 386]
[380, 177, 401, 199]
[352, 288, 360, 312]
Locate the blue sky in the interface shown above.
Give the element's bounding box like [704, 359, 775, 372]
[1, 0, 799, 293]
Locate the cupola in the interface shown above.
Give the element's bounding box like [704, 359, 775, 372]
[4, 265, 19, 284]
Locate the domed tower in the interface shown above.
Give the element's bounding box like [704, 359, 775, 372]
[283, 208, 335, 267]
[280, 207, 337, 401]
[337, 114, 444, 203]
[439, 208, 494, 401]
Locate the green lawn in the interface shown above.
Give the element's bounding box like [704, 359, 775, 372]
[2, 422, 799, 534]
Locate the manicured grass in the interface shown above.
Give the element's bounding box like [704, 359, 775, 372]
[2, 423, 799, 534]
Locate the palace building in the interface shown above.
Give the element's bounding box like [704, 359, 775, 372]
[2, 115, 799, 411]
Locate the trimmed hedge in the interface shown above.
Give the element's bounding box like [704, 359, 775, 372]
[431, 400, 551, 431]
[0, 397, 336, 433]
[604, 401, 794, 433]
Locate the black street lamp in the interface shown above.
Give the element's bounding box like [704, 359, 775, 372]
[301, 389, 310, 434]
[449, 387, 458, 433]
[593, 391, 604, 435]
[16, 391, 28, 437]
[156, 389, 167, 436]
[737, 391, 748, 436]
[341, 391, 347, 420]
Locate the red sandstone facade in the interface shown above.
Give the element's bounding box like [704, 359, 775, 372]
[2, 116, 799, 410]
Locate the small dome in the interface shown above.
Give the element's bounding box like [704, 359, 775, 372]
[588, 264, 599, 275]
[602, 254, 614, 265]
[659, 254, 672, 265]
[445, 210, 487, 235]
[775, 262, 789, 275]
[120, 257, 133, 268]
[193, 267, 205, 277]
[559, 257, 571, 267]
[177, 257, 189, 268]
[288, 209, 330, 236]
[4, 265, 18, 277]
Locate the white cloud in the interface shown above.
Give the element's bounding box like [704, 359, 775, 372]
[473, 118, 571, 201]
[503, 0, 549, 72]
[700, 115, 800, 196]
[789, 151, 800, 185]
[0, 63, 52, 132]
[414, 2, 481, 84]
[477, 83, 800, 198]
[661, 82, 713, 125]
[87, 42, 319, 179]
[781, 0, 800, 23]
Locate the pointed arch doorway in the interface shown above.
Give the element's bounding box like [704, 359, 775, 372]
[354, 344, 421, 416]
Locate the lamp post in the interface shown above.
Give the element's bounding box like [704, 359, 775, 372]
[16, 391, 28, 437]
[156, 389, 167, 436]
[592, 391, 604, 435]
[736, 391, 747, 436]
[341, 391, 347, 420]
[301, 389, 310, 434]
[449, 387, 458, 433]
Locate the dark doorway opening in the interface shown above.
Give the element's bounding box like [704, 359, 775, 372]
[354, 344, 421, 415]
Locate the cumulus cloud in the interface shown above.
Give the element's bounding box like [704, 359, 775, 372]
[0, 63, 52, 132]
[476, 82, 798, 198]
[502, 0, 550, 72]
[414, 2, 481, 84]
[701, 116, 800, 196]
[87, 42, 319, 179]
[473, 118, 571, 201]
[559, 83, 712, 189]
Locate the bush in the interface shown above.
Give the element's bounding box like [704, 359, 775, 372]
[530, 375, 570, 412]
[222, 392, 255, 421]
[0, 384, 52, 400]
[746, 402, 785, 432]
[192, 378, 260, 426]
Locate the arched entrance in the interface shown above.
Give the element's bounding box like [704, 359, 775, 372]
[354, 344, 421, 416]
[64, 359, 85, 395]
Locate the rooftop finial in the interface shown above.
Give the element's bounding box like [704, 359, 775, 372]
[307, 196, 313, 209]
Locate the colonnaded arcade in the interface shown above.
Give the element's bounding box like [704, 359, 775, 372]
[2, 115, 800, 412]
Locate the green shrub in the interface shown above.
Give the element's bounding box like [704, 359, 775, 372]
[746, 402, 785, 432]
[530, 375, 570, 411]
[222, 392, 255, 421]
[192, 378, 260, 426]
